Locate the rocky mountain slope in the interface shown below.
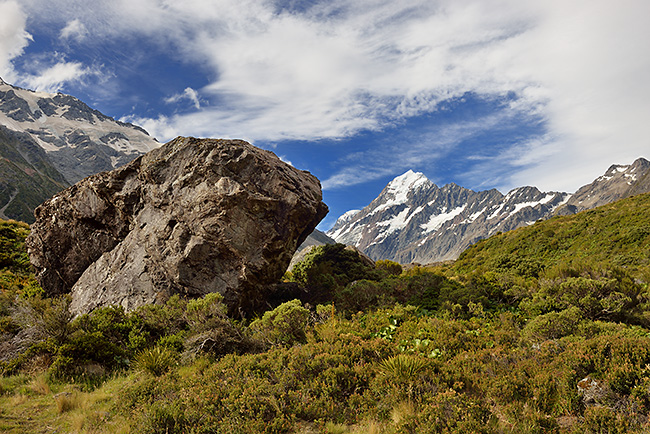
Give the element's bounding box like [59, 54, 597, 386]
[0, 77, 159, 222]
[328, 158, 650, 264]
[559, 157, 650, 214]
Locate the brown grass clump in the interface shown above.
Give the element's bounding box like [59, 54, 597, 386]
[55, 392, 83, 413]
[28, 374, 51, 395]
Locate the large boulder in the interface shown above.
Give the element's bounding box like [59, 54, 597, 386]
[26, 137, 328, 316]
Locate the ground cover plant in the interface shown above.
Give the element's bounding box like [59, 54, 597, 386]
[1, 193, 650, 432]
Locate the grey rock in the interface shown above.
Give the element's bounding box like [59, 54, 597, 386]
[0, 90, 36, 122]
[26, 137, 328, 316]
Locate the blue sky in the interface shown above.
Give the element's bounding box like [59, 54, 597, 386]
[1, 0, 649, 229]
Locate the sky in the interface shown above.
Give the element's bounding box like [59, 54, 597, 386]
[0, 0, 648, 230]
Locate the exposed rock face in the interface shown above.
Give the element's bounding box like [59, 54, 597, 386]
[26, 137, 328, 315]
[558, 157, 650, 214]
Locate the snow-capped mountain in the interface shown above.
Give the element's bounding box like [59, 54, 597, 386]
[0, 77, 159, 184]
[0, 77, 160, 222]
[328, 159, 650, 264]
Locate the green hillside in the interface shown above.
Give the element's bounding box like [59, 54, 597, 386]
[453, 192, 650, 277]
[0, 126, 69, 223]
[1, 195, 650, 433]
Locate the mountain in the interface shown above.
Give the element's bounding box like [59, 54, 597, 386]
[327, 158, 650, 264]
[0, 125, 69, 222]
[558, 157, 650, 214]
[0, 77, 159, 222]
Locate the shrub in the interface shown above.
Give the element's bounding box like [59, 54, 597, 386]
[290, 244, 378, 302]
[522, 306, 583, 341]
[250, 299, 310, 346]
[376, 259, 403, 276]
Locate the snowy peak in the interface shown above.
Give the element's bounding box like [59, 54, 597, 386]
[385, 170, 431, 196]
[0, 79, 159, 184]
[327, 158, 648, 264]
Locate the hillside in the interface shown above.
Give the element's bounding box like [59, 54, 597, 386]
[452, 191, 650, 278]
[1, 193, 650, 432]
[0, 126, 69, 223]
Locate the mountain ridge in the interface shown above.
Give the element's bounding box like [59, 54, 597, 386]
[0, 78, 160, 222]
[327, 158, 650, 264]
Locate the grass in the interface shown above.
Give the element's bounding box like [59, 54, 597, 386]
[0, 372, 132, 433]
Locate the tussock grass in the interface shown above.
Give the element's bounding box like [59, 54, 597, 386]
[391, 400, 416, 425]
[133, 346, 177, 376]
[55, 392, 84, 413]
[28, 374, 51, 395]
[377, 354, 429, 382]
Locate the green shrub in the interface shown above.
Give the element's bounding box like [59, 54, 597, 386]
[376, 259, 403, 276]
[250, 299, 309, 346]
[522, 306, 583, 341]
[290, 244, 378, 301]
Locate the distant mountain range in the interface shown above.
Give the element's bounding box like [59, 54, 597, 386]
[0, 77, 159, 222]
[327, 158, 650, 264]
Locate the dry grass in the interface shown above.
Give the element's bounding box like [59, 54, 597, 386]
[28, 374, 51, 395]
[55, 391, 84, 414]
[9, 393, 28, 406]
[390, 400, 416, 425]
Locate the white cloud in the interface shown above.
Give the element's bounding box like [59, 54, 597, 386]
[12, 0, 650, 193]
[0, 0, 32, 81]
[321, 110, 513, 190]
[20, 61, 98, 92]
[165, 87, 201, 110]
[60, 18, 88, 42]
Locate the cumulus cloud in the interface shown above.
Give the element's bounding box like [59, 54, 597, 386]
[0, 0, 32, 81]
[13, 0, 650, 192]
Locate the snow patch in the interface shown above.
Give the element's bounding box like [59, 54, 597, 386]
[507, 194, 556, 217]
[420, 205, 466, 234]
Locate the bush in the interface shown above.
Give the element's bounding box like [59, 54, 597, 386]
[376, 260, 403, 276]
[290, 244, 378, 302]
[522, 306, 583, 341]
[250, 299, 309, 346]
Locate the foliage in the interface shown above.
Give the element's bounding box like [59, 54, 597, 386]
[250, 299, 310, 346]
[133, 346, 177, 377]
[289, 243, 379, 301]
[376, 259, 403, 276]
[3, 192, 650, 432]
